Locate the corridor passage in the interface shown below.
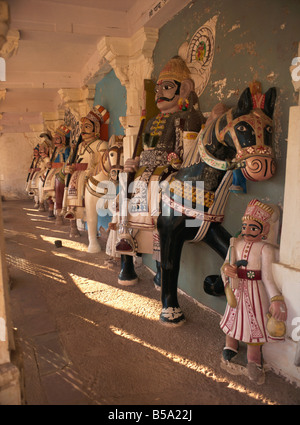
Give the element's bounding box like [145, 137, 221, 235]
[2, 199, 300, 406]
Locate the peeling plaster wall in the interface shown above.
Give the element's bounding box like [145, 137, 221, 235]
[0, 133, 33, 200]
[143, 0, 300, 313]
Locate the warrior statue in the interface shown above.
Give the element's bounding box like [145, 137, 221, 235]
[62, 105, 110, 237]
[43, 125, 71, 221]
[116, 55, 206, 285]
[26, 144, 41, 208]
[28, 141, 50, 211]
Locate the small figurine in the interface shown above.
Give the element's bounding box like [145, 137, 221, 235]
[220, 199, 287, 384]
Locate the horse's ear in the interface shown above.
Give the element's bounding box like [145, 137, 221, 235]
[233, 87, 253, 118]
[263, 87, 276, 118]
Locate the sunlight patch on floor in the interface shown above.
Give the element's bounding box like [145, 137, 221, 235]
[6, 254, 67, 284]
[4, 228, 38, 239]
[70, 273, 161, 321]
[36, 226, 68, 234]
[8, 239, 47, 253]
[110, 326, 278, 405]
[40, 235, 88, 252]
[52, 251, 111, 270]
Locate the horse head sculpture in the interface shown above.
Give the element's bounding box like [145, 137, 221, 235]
[85, 135, 124, 253]
[157, 85, 277, 326]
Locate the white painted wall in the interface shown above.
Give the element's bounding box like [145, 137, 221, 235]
[0, 133, 35, 200]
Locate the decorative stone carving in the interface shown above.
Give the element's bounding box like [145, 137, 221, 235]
[97, 27, 159, 160]
[58, 85, 96, 121]
[0, 29, 19, 59]
[0, 1, 9, 50]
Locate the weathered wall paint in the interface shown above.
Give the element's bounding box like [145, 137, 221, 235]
[143, 0, 300, 313]
[94, 69, 127, 137]
[93, 69, 127, 231]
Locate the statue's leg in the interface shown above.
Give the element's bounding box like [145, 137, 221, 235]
[85, 189, 101, 253]
[202, 223, 231, 296]
[118, 254, 138, 286]
[47, 197, 55, 218]
[55, 178, 65, 225]
[69, 218, 81, 238]
[153, 261, 161, 289]
[158, 213, 197, 326]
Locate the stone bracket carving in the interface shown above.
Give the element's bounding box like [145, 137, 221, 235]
[0, 1, 9, 50]
[97, 27, 159, 159]
[0, 29, 19, 59]
[58, 85, 96, 121]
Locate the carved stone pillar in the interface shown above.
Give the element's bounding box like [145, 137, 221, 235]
[97, 27, 158, 160]
[58, 85, 96, 122]
[264, 43, 300, 387]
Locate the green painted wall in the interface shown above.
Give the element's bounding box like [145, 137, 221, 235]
[143, 0, 300, 314]
[94, 69, 127, 137]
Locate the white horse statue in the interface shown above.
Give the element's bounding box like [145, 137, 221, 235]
[85, 135, 124, 253]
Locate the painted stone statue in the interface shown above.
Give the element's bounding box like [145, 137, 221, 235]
[26, 144, 41, 207]
[220, 199, 287, 384]
[116, 55, 205, 285]
[42, 125, 71, 222]
[28, 141, 51, 211]
[62, 105, 109, 236]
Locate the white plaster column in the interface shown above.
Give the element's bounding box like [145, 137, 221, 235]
[97, 27, 159, 161]
[58, 85, 96, 122]
[265, 43, 300, 387]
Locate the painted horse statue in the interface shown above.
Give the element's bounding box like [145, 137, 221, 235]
[85, 135, 124, 253]
[119, 84, 277, 326]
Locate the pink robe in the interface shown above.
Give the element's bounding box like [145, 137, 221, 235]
[220, 236, 283, 344]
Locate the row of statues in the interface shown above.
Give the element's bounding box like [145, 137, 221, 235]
[24, 55, 287, 385]
[25, 106, 112, 237]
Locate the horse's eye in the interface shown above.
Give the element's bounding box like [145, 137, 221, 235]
[237, 125, 247, 132]
[266, 125, 272, 134]
[110, 152, 114, 156]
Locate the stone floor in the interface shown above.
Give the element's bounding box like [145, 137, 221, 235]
[2, 199, 300, 407]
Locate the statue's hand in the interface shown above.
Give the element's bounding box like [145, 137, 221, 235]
[223, 264, 238, 278]
[124, 157, 140, 173]
[269, 301, 287, 322]
[65, 164, 75, 174]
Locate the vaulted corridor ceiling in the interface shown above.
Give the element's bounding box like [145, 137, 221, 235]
[0, 0, 191, 133]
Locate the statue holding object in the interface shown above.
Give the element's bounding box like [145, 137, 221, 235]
[42, 125, 71, 223]
[25, 144, 41, 208]
[28, 141, 51, 211]
[157, 82, 277, 326]
[116, 55, 206, 285]
[220, 199, 287, 385]
[61, 105, 109, 237]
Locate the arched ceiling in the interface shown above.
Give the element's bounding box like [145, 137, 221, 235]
[0, 0, 191, 133]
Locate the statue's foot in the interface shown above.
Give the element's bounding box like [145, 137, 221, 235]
[55, 215, 64, 226]
[48, 210, 55, 219]
[87, 242, 101, 253]
[159, 307, 186, 326]
[203, 275, 225, 296]
[38, 203, 45, 212]
[64, 210, 75, 220]
[69, 220, 81, 238]
[115, 236, 136, 255]
[118, 254, 138, 286]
